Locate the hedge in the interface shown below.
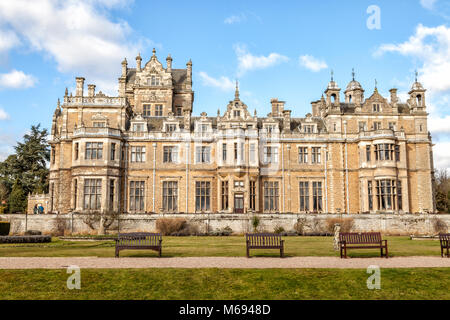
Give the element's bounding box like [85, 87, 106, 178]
[0, 235, 51, 244]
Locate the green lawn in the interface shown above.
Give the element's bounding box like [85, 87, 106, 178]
[0, 268, 448, 300]
[0, 236, 443, 258]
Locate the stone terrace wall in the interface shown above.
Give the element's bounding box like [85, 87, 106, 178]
[27, 194, 50, 214]
[0, 213, 449, 236]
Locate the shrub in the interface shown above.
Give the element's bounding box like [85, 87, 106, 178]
[294, 218, 307, 235]
[274, 225, 285, 234]
[251, 216, 260, 232]
[432, 218, 448, 234]
[8, 182, 26, 213]
[0, 221, 10, 236]
[25, 230, 42, 235]
[325, 217, 355, 233]
[211, 226, 233, 236]
[156, 218, 187, 235]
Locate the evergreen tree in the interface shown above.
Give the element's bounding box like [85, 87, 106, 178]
[9, 181, 26, 213]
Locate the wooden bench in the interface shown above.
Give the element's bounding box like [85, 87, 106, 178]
[439, 233, 450, 258]
[246, 233, 284, 258]
[115, 232, 162, 258]
[339, 232, 388, 258]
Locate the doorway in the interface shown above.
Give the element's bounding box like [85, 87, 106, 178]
[234, 194, 244, 213]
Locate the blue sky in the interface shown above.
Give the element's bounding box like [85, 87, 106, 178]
[0, 0, 450, 169]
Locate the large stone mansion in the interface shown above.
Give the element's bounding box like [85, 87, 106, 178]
[42, 49, 435, 215]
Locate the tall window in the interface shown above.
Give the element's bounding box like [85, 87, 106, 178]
[312, 182, 323, 212]
[373, 103, 380, 112]
[359, 122, 367, 132]
[129, 181, 145, 212]
[85, 142, 103, 160]
[84, 179, 102, 210]
[250, 181, 256, 210]
[373, 122, 382, 130]
[234, 143, 238, 160]
[395, 145, 400, 162]
[304, 125, 314, 133]
[374, 144, 394, 161]
[222, 143, 227, 162]
[299, 182, 309, 212]
[73, 179, 78, 209]
[195, 146, 210, 163]
[250, 144, 256, 162]
[143, 105, 151, 117]
[163, 181, 178, 212]
[221, 181, 229, 210]
[263, 146, 278, 164]
[376, 180, 397, 211]
[195, 181, 211, 212]
[155, 104, 163, 117]
[366, 145, 371, 162]
[163, 146, 178, 163]
[74, 143, 79, 160]
[131, 146, 146, 162]
[109, 179, 115, 211]
[51, 146, 55, 164]
[368, 181, 373, 211]
[111, 143, 116, 161]
[311, 147, 321, 164]
[397, 181, 402, 211]
[176, 106, 182, 116]
[298, 147, 308, 164]
[264, 181, 279, 212]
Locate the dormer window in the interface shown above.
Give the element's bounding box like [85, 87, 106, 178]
[93, 121, 106, 128]
[373, 103, 380, 112]
[265, 125, 276, 133]
[132, 123, 145, 132]
[233, 110, 241, 118]
[304, 125, 314, 133]
[148, 75, 160, 86]
[166, 124, 177, 132]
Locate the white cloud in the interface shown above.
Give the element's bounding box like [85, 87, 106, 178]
[224, 13, 247, 24]
[234, 44, 289, 76]
[198, 72, 235, 91]
[433, 142, 450, 170]
[0, 108, 10, 120]
[0, 29, 20, 52]
[0, 0, 148, 95]
[299, 55, 328, 72]
[420, 0, 437, 10]
[0, 70, 37, 89]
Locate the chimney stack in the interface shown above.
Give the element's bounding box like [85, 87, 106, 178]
[136, 53, 142, 72]
[88, 84, 96, 97]
[166, 54, 172, 72]
[75, 77, 85, 97]
[390, 88, 398, 104]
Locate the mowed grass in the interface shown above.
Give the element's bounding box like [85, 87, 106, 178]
[0, 236, 443, 258]
[0, 268, 448, 300]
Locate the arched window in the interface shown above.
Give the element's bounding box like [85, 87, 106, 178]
[349, 95, 352, 103]
[417, 95, 422, 106]
[331, 94, 336, 104]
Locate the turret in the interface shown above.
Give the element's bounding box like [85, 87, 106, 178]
[324, 70, 340, 107]
[408, 71, 426, 112]
[121, 58, 127, 77]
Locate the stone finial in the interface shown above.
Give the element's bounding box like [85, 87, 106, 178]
[166, 54, 172, 71]
[57, 98, 60, 109]
[64, 87, 68, 97]
[152, 48, 156, 56]
[136, 53, 142, 72]
[235, 80, 240, 100]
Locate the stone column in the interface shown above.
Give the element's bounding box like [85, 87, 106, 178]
[333, 223, 341, 251]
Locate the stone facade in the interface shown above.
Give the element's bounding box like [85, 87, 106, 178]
[41, 51, 435, 216]
[27, 194, 50, 214]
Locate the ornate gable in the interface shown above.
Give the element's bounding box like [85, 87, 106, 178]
[135, 49, 172, 87]
[362, 88, 390, 113]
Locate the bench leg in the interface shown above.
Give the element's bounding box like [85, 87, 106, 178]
[344, 246, 347, 259]
[447, 246, 449, 258]
[115, 248, 119, 258]
[246, 247, 250, 258]
[159, 247, 162, 257]
[280, 247, 284, 258]
[385, 245, 388, 258]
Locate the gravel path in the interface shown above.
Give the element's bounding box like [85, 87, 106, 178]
[0, 256, 449, 269]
